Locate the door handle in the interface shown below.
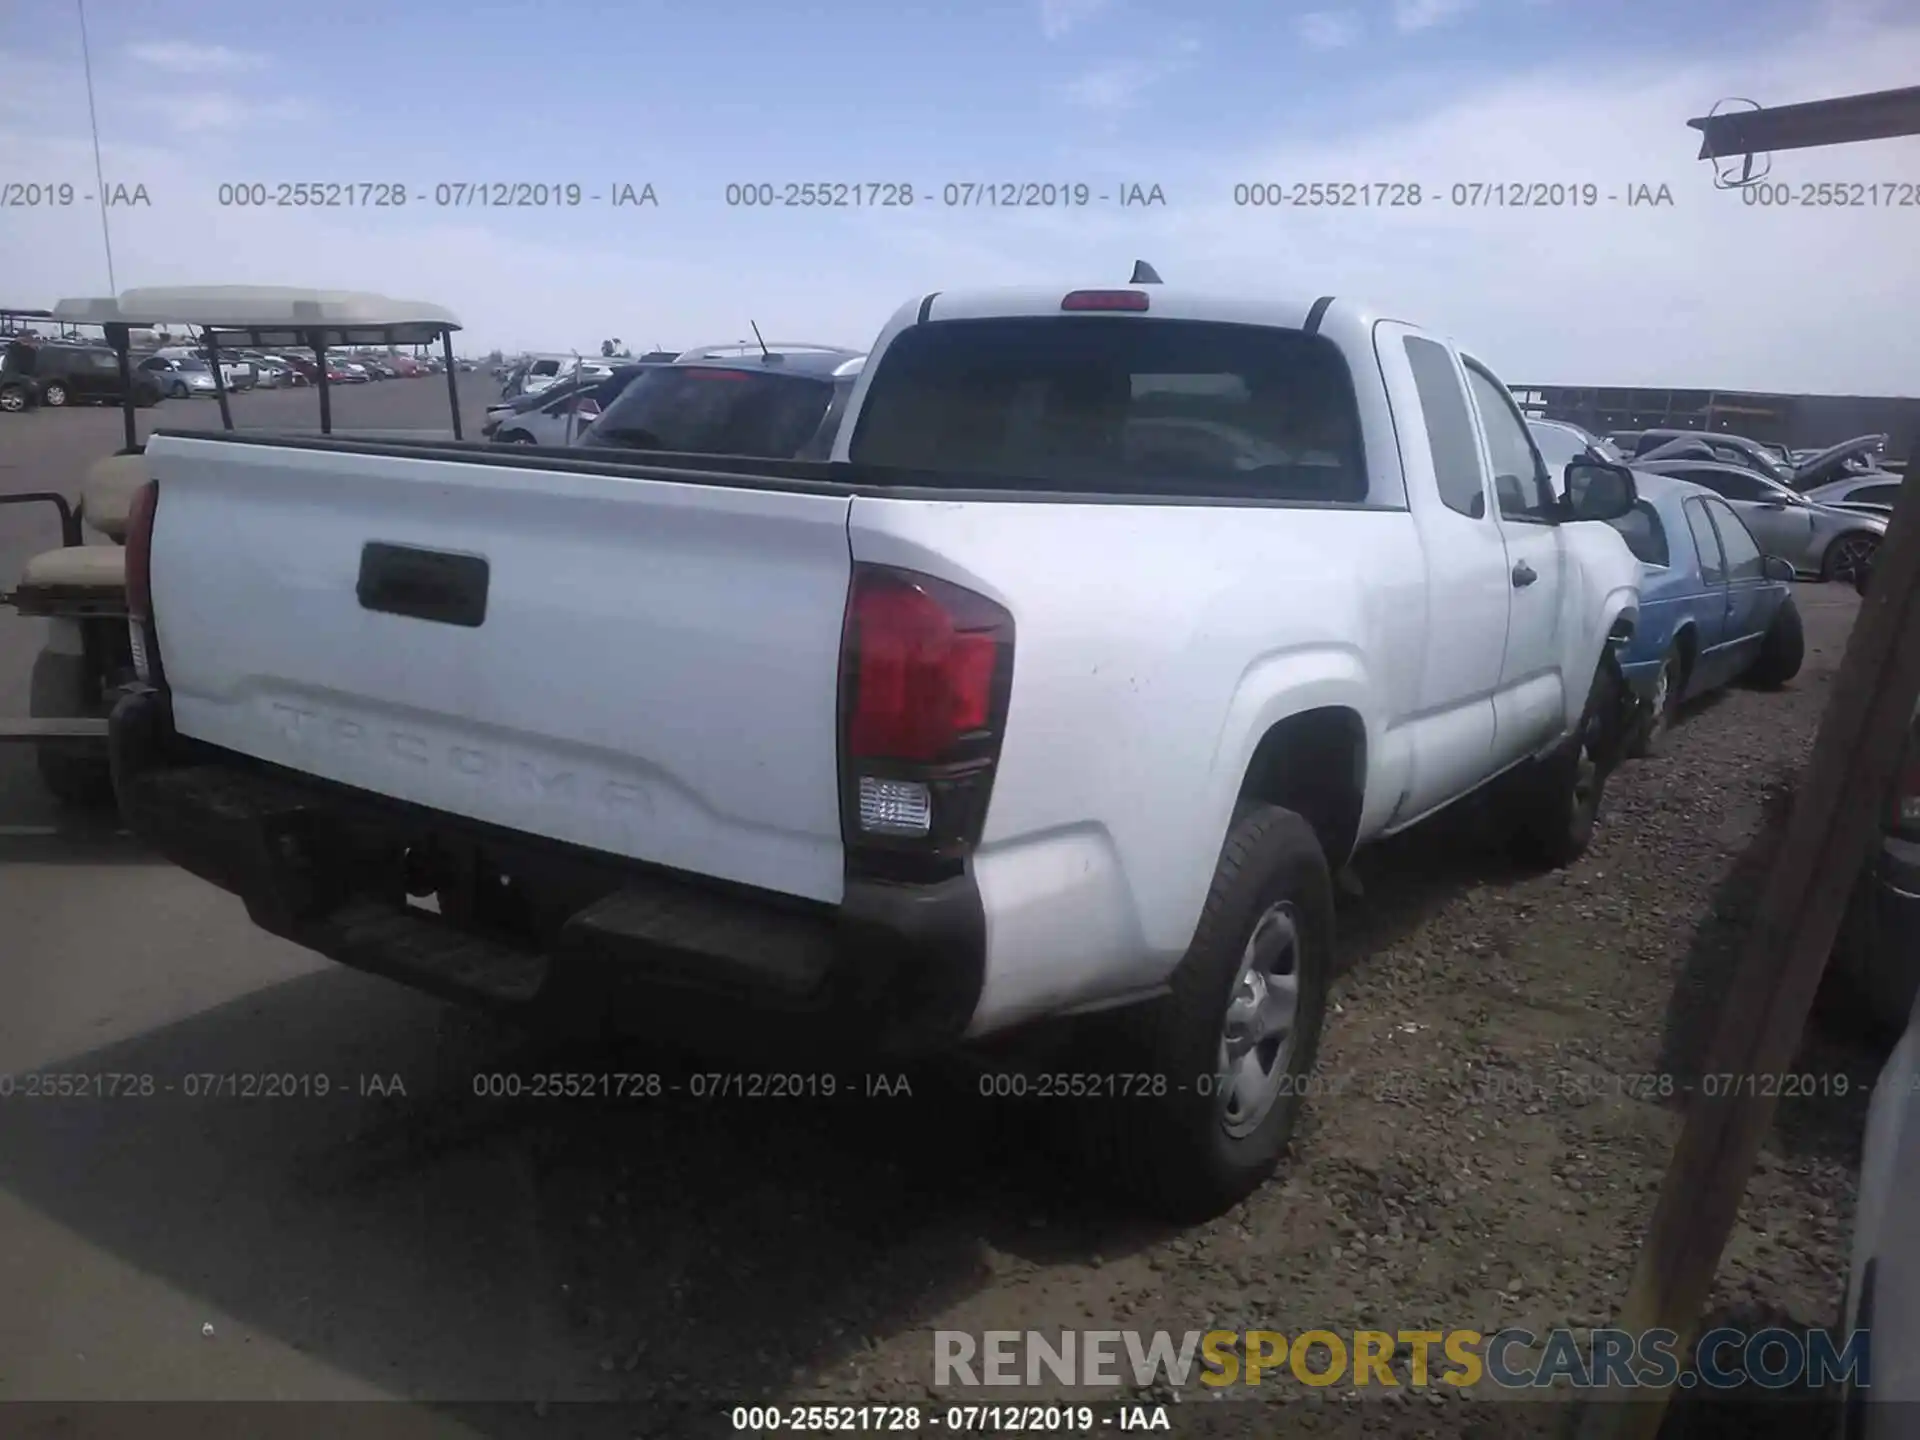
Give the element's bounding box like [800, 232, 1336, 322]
[1512, 561, 1537, 588]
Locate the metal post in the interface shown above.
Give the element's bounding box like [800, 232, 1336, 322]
[107, 321, 136, 453]
[441, 329, 462, 439]
[312, 333, 332, 434]
[204, 328, 233, 430]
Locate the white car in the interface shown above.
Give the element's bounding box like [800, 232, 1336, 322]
[110, 281, 1645, 1218]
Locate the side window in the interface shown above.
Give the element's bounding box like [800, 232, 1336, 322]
[1706, 499, 1764, 580]
[1402, 337, 1488, 519]
[1690, 467, 1766, 503]
[1606, 500, 1670, 567]
[1462, 362, 1556, 522]
[1685, 499, 1726, 585]
[1852, 484, 1902, 507]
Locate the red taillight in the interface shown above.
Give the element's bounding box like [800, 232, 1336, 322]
[846, 575, 998, 761]
[125, 479, 158, 624]
[1061, 289, 1149, 312]
[839, 565, 1013, 861]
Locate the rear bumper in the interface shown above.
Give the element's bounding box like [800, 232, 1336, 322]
[109, 689, 986, 1058]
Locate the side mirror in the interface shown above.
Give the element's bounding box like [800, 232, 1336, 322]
[1762, 555, 1795, 583]
[1562, 458, 1638, 523]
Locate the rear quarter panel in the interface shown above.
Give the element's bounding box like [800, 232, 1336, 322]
[850, 497, 1426, 1030]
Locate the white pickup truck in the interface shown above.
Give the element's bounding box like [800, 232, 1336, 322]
[109, 283, 1646, 1217]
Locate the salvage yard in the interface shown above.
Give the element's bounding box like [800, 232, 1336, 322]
[0, 382, 1883, 1437]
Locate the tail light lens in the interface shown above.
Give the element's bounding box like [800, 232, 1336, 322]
[838, 564, 1014, 874]
[125, 478, 163, 686]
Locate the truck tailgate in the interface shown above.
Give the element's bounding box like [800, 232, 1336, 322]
[144, 436, 854, 904]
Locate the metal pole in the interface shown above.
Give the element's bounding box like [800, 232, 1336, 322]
[75, 0, 117, 294]
[312, 334, 332, 434]
[204, 328, 233, 430]
[441, 330, 462, 439]
[107, 322, 136, 453]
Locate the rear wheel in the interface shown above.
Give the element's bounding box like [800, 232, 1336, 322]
[1823, 531, 1880, 583]
[502, 430, 536, 445]
[29, 646, 115, 809]
[1746, 594, 1804, 689]
[1089, 804, 1333, 1220]
[0, 385, 27, 413]
[41, 382, 69, 407]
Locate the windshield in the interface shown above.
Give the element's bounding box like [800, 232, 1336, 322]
[846, 316, 1367, 500]
[583, 366, 838, 458]
[530, 359, 562, 377]
[1527, 422, 1622, 471]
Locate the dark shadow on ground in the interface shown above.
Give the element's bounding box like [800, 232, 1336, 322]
[0, 962, 1178, 1434]
[1651, 763, 1885, 1166]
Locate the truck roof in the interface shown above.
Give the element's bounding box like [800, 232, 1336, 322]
[913, 286, 1367, 334]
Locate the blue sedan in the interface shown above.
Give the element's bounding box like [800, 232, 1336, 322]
[1604, 469, 1805, 755]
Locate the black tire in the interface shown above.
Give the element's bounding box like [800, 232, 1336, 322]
[29, 647, 116, 809]
[41, 382, 69, 408]
[1501, 652, 1630, 870]
[502, 430, 536, 445]
[1625, 642, 1686, 759]
[170, 381, 188, 400]
[1745, 594, 1804, 689]
[0, 384, 27, 413]
[1822, 531, 1880, 584]
[1088, 804, 1334, 1220]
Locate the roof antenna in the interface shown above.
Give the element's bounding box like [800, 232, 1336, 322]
[750, 319, 779, 362]
[1130, 260, 1163, 284]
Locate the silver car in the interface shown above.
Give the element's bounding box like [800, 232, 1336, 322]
[489, 369, 647, 446]
[1637, 457, 1887, 581]
[136, 355, 219, 399]
[1804, 472, 1907, 514]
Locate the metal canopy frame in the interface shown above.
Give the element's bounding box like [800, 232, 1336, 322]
[51, 288, 466, 445]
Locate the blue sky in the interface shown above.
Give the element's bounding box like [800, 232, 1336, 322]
[2, 0, 1917, 390]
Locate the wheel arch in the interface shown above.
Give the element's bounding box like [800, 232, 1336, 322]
[1235, 705, 1369, 872]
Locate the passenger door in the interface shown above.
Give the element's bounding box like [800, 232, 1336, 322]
[1385, 328, 1507, 818]
[1462, 358, 1567, 758]
[1702, 497, 1772, 673]
[1681, 497, 1733, 689]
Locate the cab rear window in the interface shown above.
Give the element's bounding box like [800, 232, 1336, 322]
[847, 316, 1369, 502]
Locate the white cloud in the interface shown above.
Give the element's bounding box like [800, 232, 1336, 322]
[1395, 0, 1478, 33]
[155, 94, 309, 133]
[1062, 61, 1157, 112]
[124, 41, 266, 74]
[1039, 0, 1107, 39]
[1298, 11, 1363, 50]
[3, 16, 1918, 389]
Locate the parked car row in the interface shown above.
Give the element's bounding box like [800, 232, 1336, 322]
[0, 333, 473, 411]
[1552, 423, 1899, 583]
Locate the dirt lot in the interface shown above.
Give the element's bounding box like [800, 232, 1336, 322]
[0, 389, 1880, 1439]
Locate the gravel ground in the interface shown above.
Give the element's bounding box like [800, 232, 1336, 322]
[685, 581, 1864, 1439]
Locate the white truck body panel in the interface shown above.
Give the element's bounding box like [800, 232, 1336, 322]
[138, 285, 1642, 1039]
[144, 437, 854, 903]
